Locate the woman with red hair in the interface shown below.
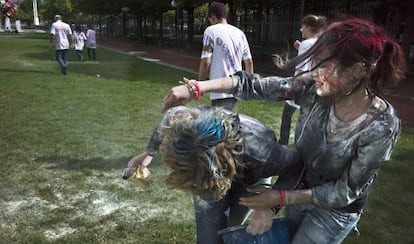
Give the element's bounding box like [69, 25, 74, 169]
[162, 17, 406, 243]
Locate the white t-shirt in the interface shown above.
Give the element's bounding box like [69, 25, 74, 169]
[86, 29, 97, 49]
[201, 23, 252, 100]
[295, 37, 317, 72]
[50, 20, 72, 50]
[73, 31, 87, 50]
[288, 37, 317, 109]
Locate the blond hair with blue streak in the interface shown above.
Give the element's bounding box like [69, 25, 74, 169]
[160, 107, 244, 200]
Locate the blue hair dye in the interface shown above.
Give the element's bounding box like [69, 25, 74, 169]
[191, 115, 225, 181]
[192, 115, 225, 149]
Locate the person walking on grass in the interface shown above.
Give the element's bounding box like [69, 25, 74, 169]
[161, 17, 406, 243]
[86, 25, 97, 61]
[73, 25, 87, 61]
[199, 2, 254, 110]
[50, 15, 73, 75]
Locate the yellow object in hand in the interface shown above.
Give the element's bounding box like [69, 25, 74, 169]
[134, 166, 152, 186]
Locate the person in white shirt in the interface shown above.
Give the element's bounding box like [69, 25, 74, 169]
[73, 25, 87, 61]
[49, 15, 73, 75]
[278, 15, 327, 145]
[86, 25, 97, 61]
[199, 2, 254, 110]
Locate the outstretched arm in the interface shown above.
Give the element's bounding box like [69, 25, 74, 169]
[162, 71, 303, 113]
[162, 77, 234, 112]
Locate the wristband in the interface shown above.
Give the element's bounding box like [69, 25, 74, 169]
[275, 189, 287, 208]
[190, 80, 201, 100]
[180, 77, 201, 100]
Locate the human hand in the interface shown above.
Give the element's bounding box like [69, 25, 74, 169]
[246, 209, 274, 235]
[293, 40, 301, 50]
[239, 187, 280, 210]
[272, 54, 286, 67]
[122, 152, 153, 179]
[161, 84, 192, 113]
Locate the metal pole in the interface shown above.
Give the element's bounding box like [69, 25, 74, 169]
[33, 0, 39, 26]
[0, 4, 2, 31]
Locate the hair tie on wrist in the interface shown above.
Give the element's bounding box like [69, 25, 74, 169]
[180, 77, 201, 101]
[275, 189, 287, 208]
[191, 80, 201, 100]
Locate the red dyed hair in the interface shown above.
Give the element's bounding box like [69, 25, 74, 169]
[286, 17, 406, 93]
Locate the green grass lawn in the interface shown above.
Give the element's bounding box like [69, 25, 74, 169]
[0, 33, 413, 243]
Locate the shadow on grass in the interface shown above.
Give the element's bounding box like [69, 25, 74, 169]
[0, 67, 51, 74]
[34, 155, 133, 171]
[20, 33, 49, 40]
[24, 51, 55, 61]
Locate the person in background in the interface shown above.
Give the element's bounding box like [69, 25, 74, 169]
[123, 104, 303, 244]
[86, 25, 97, 61]
[278, 14, 327, 145]
[73, 25, 87, 61]
[161, 17, 406, 243]
[199, 2, 254, 110]
[49, 15, 73, 75]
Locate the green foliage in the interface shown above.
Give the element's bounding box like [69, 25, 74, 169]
[0, 33, 413, 244]
[194, 2, 208, 17]
[39, 0, 74, 21]
[10, 0, 32, 21]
